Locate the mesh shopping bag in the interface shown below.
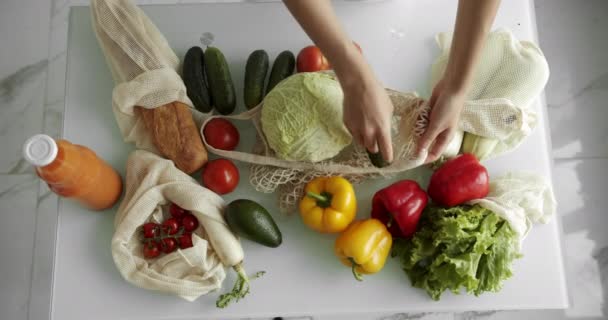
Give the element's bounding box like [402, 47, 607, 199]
[200, 72, 530, 213]
[431, 29, 550, 160]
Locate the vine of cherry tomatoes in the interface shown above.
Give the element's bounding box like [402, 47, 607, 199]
[140, 203, 200, 259]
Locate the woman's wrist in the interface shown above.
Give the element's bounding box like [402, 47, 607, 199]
[329, 42, 376, 91]
[441, 70, 470, 98]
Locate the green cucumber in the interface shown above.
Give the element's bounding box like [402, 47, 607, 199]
[225, 199, 282, 248]
[204, 46, 236, 115]
[367, 151, 389, 168]
[183, 46, 212, 112]
[266, 50, 295, 94]
[244, 50, 269, 109]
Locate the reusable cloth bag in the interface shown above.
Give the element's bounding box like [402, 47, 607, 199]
[112, 150, 245, 301]
[467, 171, 557, 244]
[91, 0, 195, 153]
[431, 29, 550, 159]
[91, 0, 235, 301]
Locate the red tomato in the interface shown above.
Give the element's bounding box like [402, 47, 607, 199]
[178, 233, 193, 249]
[161, 238, 178, 254]
[143, 241, 160, 259]
[169, 203, 188, 219]
[181, 214, 199, 232]
[162, 218, 180, 235]
[297, 46, 330, 73]
[142, 222, 159, 239]
[203, 118, 240, 151]
[202, 159, 240, 195]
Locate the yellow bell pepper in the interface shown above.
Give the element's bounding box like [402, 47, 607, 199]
[334, 219, 392, 281]
[299, 176, 356, 233]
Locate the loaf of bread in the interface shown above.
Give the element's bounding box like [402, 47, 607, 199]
[136, 102, 207, 174]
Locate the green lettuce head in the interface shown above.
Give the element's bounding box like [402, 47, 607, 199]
[261, 72, 352, 162]
[392, 204, 522, 300]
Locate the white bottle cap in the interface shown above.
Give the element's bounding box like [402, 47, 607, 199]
[23, 134, 58, 167]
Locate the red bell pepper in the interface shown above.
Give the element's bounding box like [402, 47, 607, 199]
[428, 153, 489, 207]
[371, 180, 428, 238]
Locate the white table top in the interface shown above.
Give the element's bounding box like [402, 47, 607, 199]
[52, 1, 567, 319]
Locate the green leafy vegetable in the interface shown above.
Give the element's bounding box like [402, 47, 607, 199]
[392, 204, 521, 300]
[261, 72, 351, 162]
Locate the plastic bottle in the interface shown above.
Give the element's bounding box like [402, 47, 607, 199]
[23, 134, 123, 210]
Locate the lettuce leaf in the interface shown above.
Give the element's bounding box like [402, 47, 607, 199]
[392, 204, 521, 300]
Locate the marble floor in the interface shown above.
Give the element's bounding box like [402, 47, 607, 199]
[0, 0, 606, 319]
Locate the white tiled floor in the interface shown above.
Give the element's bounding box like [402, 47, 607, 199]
[0, 0, 607, 319]
[553, 159, 608, 318]
[0, 0, 50, 174]
[538, 1, 608, 159]
[0, 175, 40, 320]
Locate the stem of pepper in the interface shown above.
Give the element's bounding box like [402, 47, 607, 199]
[386, 215, 393, 228]
[306, 191, 333, 208]
[348, 257, 363, 282]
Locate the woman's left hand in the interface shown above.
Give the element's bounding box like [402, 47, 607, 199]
[417, 78, 466, 163]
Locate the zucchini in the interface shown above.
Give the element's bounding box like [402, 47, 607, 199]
[183, 46, 212, 112]
[244, 50, 269, 109]
[266, 50, 295, 94]
[367, 151, 389, 168]
[204, 46, 236, 115]
[460, 133, 498, 161]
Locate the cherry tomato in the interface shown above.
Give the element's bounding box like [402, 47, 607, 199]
[297, 46, 330, 73]
[162, 218, 180, 235]
[169, 203, 188, 219]
[203, 118, 240, 151]
[181, 213, 199, 232]
[161, 238, 178, 254]
[142, 222, 159, 238]
[202, 159, 240, 195]
[178, 233, 193, 249]
[143, 241, 160, 259]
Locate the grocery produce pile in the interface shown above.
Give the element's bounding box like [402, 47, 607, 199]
[201, 68, 431, 214]
[91, 0, 556, 309]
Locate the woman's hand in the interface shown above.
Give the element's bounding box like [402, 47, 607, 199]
[417, 0, 500, 163]
[417, 78, 466, 163]
[282, 0, 395, 162]
[342, 76, 394, 163]
[283, 0, 499, 165]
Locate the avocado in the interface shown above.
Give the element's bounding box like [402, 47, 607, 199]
[225, 199, 282, 248]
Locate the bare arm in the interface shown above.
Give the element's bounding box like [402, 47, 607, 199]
[419, 0, 500, 162]
[444, 0, 500, 94]
[282, 0, 370, 85]
[283, 0, 395, 162]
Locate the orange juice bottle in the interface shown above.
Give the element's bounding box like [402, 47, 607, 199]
[23, 134, 123, 210]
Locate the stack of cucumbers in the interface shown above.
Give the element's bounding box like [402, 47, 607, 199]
[183, 46, 295, 114]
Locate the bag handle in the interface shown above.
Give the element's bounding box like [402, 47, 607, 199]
[198, 104, 428, 174]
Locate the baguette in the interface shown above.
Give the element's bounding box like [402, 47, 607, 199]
[136, 102, 207, 174]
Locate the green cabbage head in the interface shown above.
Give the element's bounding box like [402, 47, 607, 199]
[261, 72, 352, 162]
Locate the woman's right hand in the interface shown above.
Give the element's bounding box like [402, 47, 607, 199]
[282, 0, 395, 163]
[341, 73, 394, 164]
